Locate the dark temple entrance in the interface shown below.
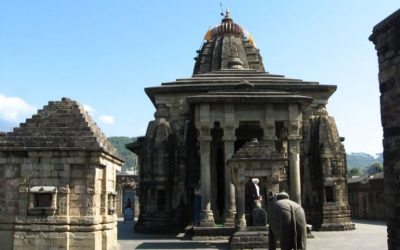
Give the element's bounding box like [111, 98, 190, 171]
[235, 121, 264, 151]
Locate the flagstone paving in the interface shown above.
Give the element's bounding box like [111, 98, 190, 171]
[118, 219, 386, 250]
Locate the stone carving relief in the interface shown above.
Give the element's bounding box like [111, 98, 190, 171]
[153, 104, 172, 177]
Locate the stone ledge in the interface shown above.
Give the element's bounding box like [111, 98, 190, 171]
[192, 235, 230, 241]
[192, 226, 236, 237]
[319, 222, 356, 231]
[230, 229, 269, 250]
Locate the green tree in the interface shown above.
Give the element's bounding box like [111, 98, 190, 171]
[347, 168, 362, 177]
[364, 163, 383, 176]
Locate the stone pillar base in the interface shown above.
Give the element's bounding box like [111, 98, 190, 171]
[224, 210, 236, 227]
[319, 222, 355, 231]
[200, 210, 215, 227]
[238, 217, 247, 230]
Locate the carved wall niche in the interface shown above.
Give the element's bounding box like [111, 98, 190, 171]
[28, 186, 57, 215]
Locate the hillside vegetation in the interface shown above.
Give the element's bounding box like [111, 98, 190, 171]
[347, 152, 383, 169]
[108, 136, 138, 172]
[346, 152, 383, 177]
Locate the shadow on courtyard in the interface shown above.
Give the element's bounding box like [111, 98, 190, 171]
[117, 221, 177, 240]
[133, 242, 228, 249]
[118, 219, 387, 250]
[117, 221, 229, 249]
[351, 219, 386, 226]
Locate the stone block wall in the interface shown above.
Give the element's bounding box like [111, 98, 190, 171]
[348, 174, 385, 220]
[0, 150, 121, 250]
[370, 8, 400, 249]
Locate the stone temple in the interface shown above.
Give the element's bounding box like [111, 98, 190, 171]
[129, 11, 354, 233]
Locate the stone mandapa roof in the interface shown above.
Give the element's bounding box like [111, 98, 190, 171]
[0, 97, 122, 160]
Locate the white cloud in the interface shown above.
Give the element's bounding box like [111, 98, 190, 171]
[99, 115, 115, 125]
[83, 104, 95, 115]
[0, 94, 37, 122]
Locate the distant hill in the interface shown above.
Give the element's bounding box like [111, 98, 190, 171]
[346, 152, 384, 177]
[108, 136, 138, 172]
[346, 152, 383, 169]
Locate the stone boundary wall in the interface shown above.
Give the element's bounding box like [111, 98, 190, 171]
[348, 174, 385, 220]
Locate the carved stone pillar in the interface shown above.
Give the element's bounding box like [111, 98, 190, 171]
[236, 167, 247, 229]
[199, 135, 214, 226]
[288, 104, 302, 204]
[223, 104, 237, 226]
[223, 135, 236, 226]
[262, 104, 276, 153]
[288, 137, 301, 204]
[288, 103, 302, 204]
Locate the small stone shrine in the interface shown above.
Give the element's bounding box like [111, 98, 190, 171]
[0, 98, 123, 250]
[128, 11, 354, 233]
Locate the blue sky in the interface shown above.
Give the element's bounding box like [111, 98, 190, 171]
[0, 1, 398, 155]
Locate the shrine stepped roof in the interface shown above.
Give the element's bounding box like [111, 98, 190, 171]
[0, 97, 122, 160]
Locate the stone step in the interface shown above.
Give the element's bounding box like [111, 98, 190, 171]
[187, 225, 236, 241]
[230, 241, 268, 250]
[230, 228, 269, 250]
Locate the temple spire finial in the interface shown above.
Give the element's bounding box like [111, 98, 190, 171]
[220, 2, 232, 23]
[221, 9, 233, 23]
[225, 9, 231, 19]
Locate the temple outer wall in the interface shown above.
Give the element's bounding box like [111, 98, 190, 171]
[0, 98, 123, 250]
[370, 8, 400, 249]
[0, 150, 121, 250]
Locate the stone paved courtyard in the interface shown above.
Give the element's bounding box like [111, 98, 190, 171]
[117, 219, 386, 250]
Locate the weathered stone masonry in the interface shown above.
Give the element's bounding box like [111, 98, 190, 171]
[370, 8, 400, 250]
[0, 98, 123, 250]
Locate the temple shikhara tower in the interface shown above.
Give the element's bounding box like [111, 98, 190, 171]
[129, 11, 354, 233]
